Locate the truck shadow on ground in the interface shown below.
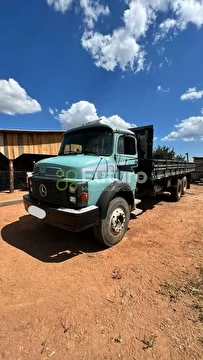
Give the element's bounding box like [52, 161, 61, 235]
[1, 193, 185, 263]
[138, 190, 196, 213]
[1, 215, 105, 263]
[137, 194, 171, 213]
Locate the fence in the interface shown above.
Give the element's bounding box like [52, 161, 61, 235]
[0, 171, 27, 190]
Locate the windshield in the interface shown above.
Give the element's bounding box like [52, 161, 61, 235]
[59, 127, 113, 156]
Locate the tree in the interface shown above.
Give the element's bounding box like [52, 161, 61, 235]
[153, 145, 185, 161]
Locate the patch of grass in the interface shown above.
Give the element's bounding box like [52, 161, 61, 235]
[59, 318, 70, 334]
[119, 287, 127, 297]
[198, 337, 203, 344]
[111, 336, 122, 343]
[188, 266, 203, 323]
[156, 282, 184, 302]
[199, 266, 203, 279]
[192, 302, 203, 311]
[20, 323, 31, 332]
[198, 313, 203, 322]
[157, 265, 203, 324]
[111, 267, 122, 280]
[137, 333, 157, 350]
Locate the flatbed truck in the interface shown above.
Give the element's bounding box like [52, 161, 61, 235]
[23, 120, 195, 247]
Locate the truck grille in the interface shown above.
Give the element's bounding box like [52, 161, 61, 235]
[34, 166, 62, 177]
[31, 178, 70, 207]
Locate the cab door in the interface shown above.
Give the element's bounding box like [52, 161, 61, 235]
[115, 135, 138, 190]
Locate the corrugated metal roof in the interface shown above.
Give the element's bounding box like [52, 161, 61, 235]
[0, 129, 64, 134]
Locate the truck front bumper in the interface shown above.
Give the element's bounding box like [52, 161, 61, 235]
[23, 195, 100, 232]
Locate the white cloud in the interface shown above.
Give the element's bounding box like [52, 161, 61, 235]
[123, 1, 150, 38]
[81, 30, 145, 72]
[57, 101, 97, 129]
[157, 46, 165, 55]
[47, 0, 109, 29]
[55, 100, 135, 129]
[173, 0, 203, 30]
[165, 56, 172, 66]
[47, 0, 73, 13]
[180, 87, 203, 101]
[99, 115, 135, 128]
[49, 107, 54, 115]
[0, 78, 41, 115]
[154, 18, 178, 43]
[81, 1, 151, 72]
[201, 108, 203, 115]
[162, 116, 203, 141]
[157, 85, 170, 92]
[160, 18, 177, 30]
[153, 0, 203, 40]
[149, 0, 203, 31]
[79, 0, 110, 29]
[47, 0, 203, 72]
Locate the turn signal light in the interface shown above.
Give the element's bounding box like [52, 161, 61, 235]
[80, 192, 88, 201]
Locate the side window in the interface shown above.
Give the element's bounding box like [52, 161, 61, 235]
[117, 136, 136, 155]
[117, 136, 125, 154]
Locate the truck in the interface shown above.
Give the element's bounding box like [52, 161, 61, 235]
[23, 120, 195, 247]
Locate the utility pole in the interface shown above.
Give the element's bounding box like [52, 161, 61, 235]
[185, 152, 189, 162]
[9, 160, 14, 193]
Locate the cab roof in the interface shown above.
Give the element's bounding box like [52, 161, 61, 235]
[63, 120, 134, 136]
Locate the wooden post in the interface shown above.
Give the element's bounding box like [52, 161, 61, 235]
[9, 160, 14, 193]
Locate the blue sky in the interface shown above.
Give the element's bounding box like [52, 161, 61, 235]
[0, 0, 203, 159]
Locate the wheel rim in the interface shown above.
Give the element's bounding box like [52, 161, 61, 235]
[178, 182, 182, 197]
[110, 207, 126, 236]
[183, 178, 187, 192]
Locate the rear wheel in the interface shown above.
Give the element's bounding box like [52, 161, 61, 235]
[170, 179, 182, 201]
[93, 197, 130, 247]
[181, 176, 187, 195]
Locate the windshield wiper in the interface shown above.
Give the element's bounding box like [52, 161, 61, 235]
[59, 151, 79, 156]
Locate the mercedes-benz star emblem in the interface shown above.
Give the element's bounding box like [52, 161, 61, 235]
[39, 184, 47, 197]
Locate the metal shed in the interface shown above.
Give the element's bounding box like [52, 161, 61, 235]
[193, 157, 203, 182]
[0, 129, 64, 192]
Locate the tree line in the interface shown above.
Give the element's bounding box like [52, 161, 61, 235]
[153, 145, 186, 161]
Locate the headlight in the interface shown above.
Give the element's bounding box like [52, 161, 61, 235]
[34, 166, 40, 176]
[69, 183, 77, 193]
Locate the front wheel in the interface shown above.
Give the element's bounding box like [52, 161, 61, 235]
[93, 197, 130, 247]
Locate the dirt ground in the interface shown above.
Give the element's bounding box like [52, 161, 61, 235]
[0, 185, 203, 360]
[0, 190, 28, 203]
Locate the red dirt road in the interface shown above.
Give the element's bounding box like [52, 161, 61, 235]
[0, 185, 203, 360]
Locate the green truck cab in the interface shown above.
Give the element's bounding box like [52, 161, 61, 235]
[23, 119, 195, 247]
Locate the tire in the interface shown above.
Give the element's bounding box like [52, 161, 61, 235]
[170, 179, 182, 201]
[93, 197, 130, 247]
[181, 176, 187, 195]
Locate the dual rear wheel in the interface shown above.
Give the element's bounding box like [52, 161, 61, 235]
[170, 176, 187, 201]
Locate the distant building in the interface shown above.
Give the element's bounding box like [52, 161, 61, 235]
[193, 157, 203, 181]
[0, 129, 64, 192]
